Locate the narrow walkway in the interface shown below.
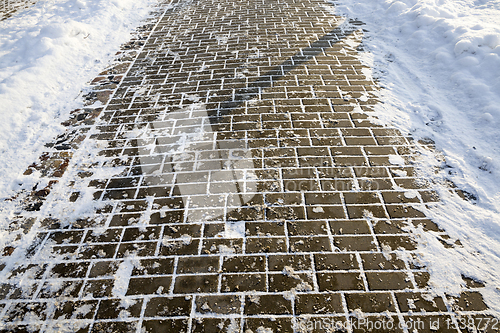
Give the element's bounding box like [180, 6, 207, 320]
[0, 0, 495, 332]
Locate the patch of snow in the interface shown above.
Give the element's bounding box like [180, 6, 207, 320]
[224, 221, 245, 238]
[389, 154, 405, 166]
[111, 258, 134, 298]
[312, 206, 325, 213]
[0, 0, 159, 199]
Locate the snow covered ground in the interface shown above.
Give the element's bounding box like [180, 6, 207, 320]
[334, 0, 500, 314]
[0, 0, 157, 199]
[0, 0, 499, 319]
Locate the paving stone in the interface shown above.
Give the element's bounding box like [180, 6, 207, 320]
[345, 293, 396, 312]
[174, 275, 218, 294]
[195, 295, 241, 315]
[144, 296, 191, 317]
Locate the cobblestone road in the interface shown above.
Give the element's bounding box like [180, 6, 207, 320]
[0, 0, 497, 332]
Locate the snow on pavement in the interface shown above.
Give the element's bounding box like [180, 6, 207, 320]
[334, 0, 500, 313]
[0, 0, 158, 199]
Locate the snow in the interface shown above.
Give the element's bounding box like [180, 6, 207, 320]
[0, 0, 158, 199]
[333, 0, 500, 314]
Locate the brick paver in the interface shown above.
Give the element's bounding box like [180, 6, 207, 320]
[0, 0, 35, 20]
[1, 0, 497, 332]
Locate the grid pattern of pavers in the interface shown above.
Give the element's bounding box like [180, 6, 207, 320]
[0, 0, 497, 332]
[0, 0, 35, 20]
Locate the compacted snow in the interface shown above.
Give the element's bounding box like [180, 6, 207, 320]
[334, 0, 500, 314]
[0, 0, 157, 199]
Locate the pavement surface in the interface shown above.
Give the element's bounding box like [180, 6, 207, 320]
[0, 0, 35, 20]
[0, 0, 497, 332]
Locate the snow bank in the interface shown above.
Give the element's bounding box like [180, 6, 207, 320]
[332, 0, 500, 314]
[0, 0, 158, 199]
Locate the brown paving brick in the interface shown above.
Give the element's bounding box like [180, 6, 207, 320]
[354, 167, 390, 178]
[266, 193, 303, 206]
[268, 254, 312, 271]
[244, 294, 292, 315]
[177, 256, 219, 274]
[191, 318, 240, 333]
[109, 213, 141, 226]
[344, 192, 381, 204]
[244, 318, 293, 332]
[5, 302, 49, 322]
[92, 321, 138, 333]
[174, 275, 218, 294]
[306, 205, 346, 219]
[378, 235, 417, 251]
[346, 293, 396, 312]
[222, 255, 266, 272]
[48, 230, 85, 244]
[449, 291, 488, 311]
[246, 237, 287, 253]
[358, 178, 394, 190]
[195, 295, 241, 315]
[361, 253, 406, 270]
[347, 205, 387, 219]
[82, 279, 114, 298]
[283, 179, 320, 192]
[126, 276, 172, 296]
[396, 292, 447, 312]
[50, 262, 90, 279]
[132, 258, 174, 275]
[321, 178, 354, 191]
[305, 192, 342, 205]
[373, 219, 411, 234]
[8, 264, 46, 280]
[222, 273, 266, 292]
[382, 191, 420, 204]
[334, 236, 377, 251]
[414, 271, 431, 288]
[266, 206, 306, 220]
[317, 272, 364, 291]
[141, 319, 188, 332]
[420, 190, 440, 202]
[269, 272, 314, 292]
[295, 293, 343, 314]
[116, 241, 157, 257]
[386, 205, 426, 218]
[202, 239, 243, 255]
[288, 221, 329, 236]
[245, 222, 285, 236]
[78, 243, 117, 260]
[38, 280, 83, 298]
[96, 299, 143, 319]
[394, 178, 428, 189]
[53, 300, 98, 320]
[160, 239, 200, 256]
[366, 272, 412, 291]
[331, 146, 364, 155]
[144, 296, 191, 317]
[315, 253, 359, 270]
[290, 236, 331, 252]
[330, 220, 371, 235]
